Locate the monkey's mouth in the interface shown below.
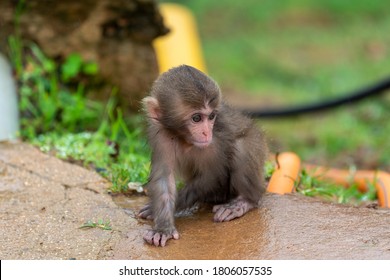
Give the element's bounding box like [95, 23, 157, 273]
[193, 140, 212, 148]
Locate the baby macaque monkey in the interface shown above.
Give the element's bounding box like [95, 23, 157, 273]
[139, 65, 268, 246]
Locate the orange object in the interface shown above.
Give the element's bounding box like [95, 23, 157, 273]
[305, 165, 390, 208]
[267, 152, 301, 194]
[266, 153, 390, 208]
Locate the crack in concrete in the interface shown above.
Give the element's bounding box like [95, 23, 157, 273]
[97, 231, 115, 259]
[1, 159, 107, 196]
[0, 159, 104, 188]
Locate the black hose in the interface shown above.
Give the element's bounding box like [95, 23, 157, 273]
[243, 76, 390, 118]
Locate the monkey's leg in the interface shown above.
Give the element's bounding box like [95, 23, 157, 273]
[175, 185, 201, 211]
[212, 129, 266, 222]
[212, 196, 255, 222]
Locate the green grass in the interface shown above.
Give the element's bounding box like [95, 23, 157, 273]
[12, 40, 151, 193]
[296, 169, 377, 206]
[159, 0, 390, 170]
[79, 219, 112, 231]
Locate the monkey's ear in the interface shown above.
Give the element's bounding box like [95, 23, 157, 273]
[142, 96, 161, 121]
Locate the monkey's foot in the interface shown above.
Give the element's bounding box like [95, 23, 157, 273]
[143, 229, 179, 247]
[212, 197, 255, 222]
[138, 204, 153, 220]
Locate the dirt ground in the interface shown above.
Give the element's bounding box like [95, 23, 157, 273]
[1, 142, 390, 259]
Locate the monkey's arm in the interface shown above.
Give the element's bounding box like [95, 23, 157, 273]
[143, 174, 179, 246]
[143, 167, 179, 246]
[141, 139, 179, 246]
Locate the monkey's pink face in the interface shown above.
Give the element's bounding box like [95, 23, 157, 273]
[186, 106, 216, 148]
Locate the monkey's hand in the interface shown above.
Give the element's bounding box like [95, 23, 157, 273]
[212, 197, 255, 222]
[138, 204, 153, 220]
[143, 228, 179, 247]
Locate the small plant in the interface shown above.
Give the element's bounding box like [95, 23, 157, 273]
[61, 53, 99, 82]
[7, 0, 25, 76]
[79, 219, 112, 231]
[264, 160, 276, 180]
[15, 44, 102, 139]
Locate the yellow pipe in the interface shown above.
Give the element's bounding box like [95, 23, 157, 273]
[153, 3, 207, 74]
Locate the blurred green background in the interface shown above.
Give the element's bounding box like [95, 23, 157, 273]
[159, 0, 390, 170]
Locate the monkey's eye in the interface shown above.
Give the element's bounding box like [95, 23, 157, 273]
[208, 112, 216, 120]
[192, 114, 202, 123]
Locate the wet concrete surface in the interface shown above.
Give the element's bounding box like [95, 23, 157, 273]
[1, 142, 390, 259]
